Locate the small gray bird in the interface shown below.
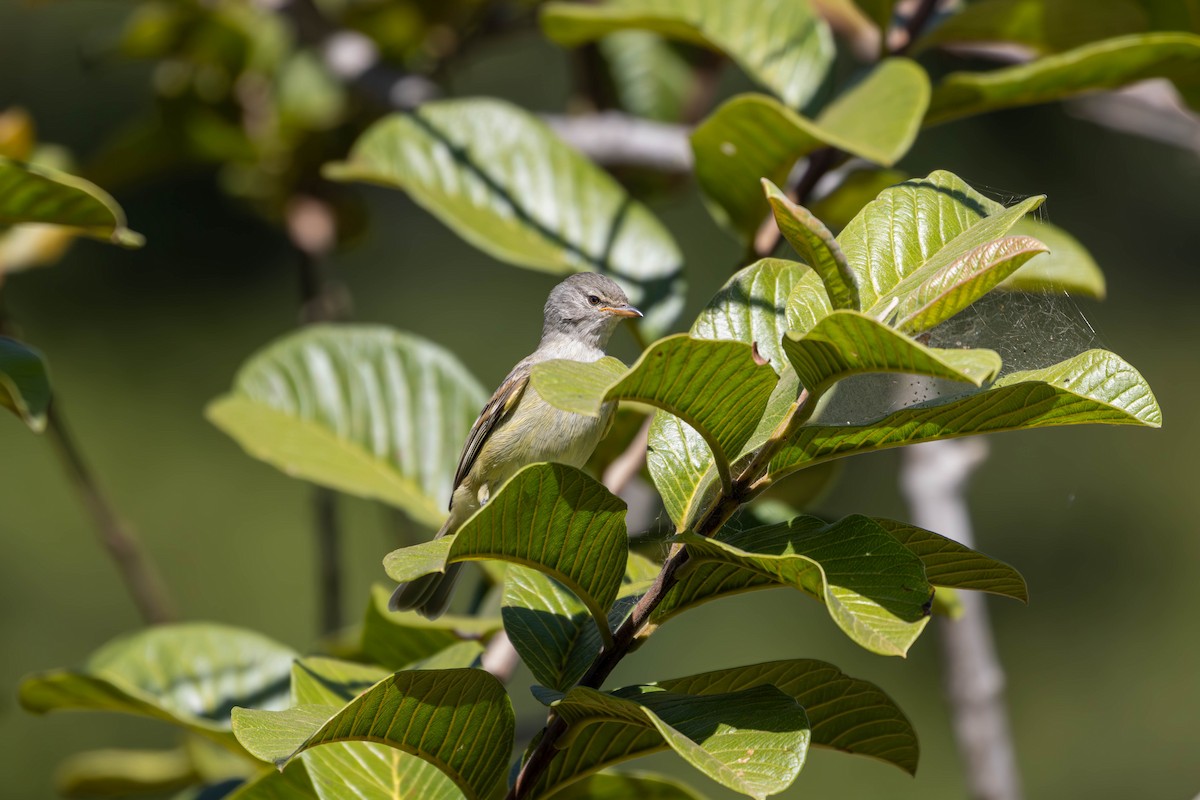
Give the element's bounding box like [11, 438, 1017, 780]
[390, 272, 641, 618]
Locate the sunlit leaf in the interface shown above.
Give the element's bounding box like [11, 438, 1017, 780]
[19, 624, 295, 748]
[662, 516, 933, 656]
[808, 168, 907, 232]
[599, 32, 691, 121]
[0, 336, 50, 431]
[384, 463, 628, 644]
[545, 684, 809, 800]
[691, 59, 929, 240]
[0, 156, 142, 246]
[769, 349, 1161, 478]
[541, 0, 834, 109]
[999, 218, 1106, 298]
[234, 669, 514, 800]
[207, 325, 487, 530]
[925, 32, 1200, 125]
[325, 98, 684, 336]
[874, 519, 1028, 602]
[763, 180, 857, 310]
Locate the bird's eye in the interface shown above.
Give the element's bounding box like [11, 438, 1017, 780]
[587, 294, 601, 306]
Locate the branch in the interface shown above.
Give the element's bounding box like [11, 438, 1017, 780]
[901, 439, 1023, 800]
[543, 113, 693, 172]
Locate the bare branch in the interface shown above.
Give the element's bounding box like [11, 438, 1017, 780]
[481, 630, 521, 684]
[544, 113, 694, 172]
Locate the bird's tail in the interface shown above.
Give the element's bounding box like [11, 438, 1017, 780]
[388, 517, 464, 619]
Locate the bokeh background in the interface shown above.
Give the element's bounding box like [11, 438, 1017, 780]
[2, 2, 1198, 798]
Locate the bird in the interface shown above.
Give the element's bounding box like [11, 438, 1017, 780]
[389, 272, 642, 618]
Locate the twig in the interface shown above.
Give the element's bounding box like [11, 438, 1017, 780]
[901, 439, 1023, 800]
[481, 630, 522, 684]
[44, 402, 178, 624]
[601, 415, 653, 495]
[543, 113, 693, 172]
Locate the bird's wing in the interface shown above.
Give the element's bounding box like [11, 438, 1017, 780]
[450, 360, 530, 500]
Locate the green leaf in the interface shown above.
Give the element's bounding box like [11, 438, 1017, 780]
[384, 463, 629, 646]
[233, 669, 514, 800]
[599, 32, 692, 122]
[999, 218, 1106, 298]
[54, 747, 199, 798]
[769, 348, 1161, 477]
[656, 660, 918, 774]
[541, 0, 834, 109]
[782, 310, 1002, 400]
[549, 771, 708, 800]
[649, 260, 806, 528]
[534, 335, 779, 493]
[874, 519, 1028, 602]
[0, 336, 51, 431]
[691, 59, 929, 241]
[324, 98, 684, 336]
[0, 156, 143, 246]
[836, 169, 1043, 311]
[207, 325, 487, 530]
[763, 180, 858, 310]
[925, 32, 1200, 126]
[547, 685, 810, 800]
[807, 168, 908, 232]
[915, 0, 1164, 55]
[361, 585, 501, 672]
[853, 0, 896, 34]
[19, 623, 295, 749]
[226, 762, 317, 800]
[289, 658, 462, 800]
[662, 516, 933, 656]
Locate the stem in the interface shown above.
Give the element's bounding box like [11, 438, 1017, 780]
[44, 402, 177, 624]
[901, 439, 1023, 800]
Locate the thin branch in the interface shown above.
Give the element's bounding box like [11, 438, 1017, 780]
[601, 416, 653, 496]
[543, 113, 693, 172]
[45, 402, 178, 624]
[901, 439, 1023, 800]
[481, 630, 521, 684]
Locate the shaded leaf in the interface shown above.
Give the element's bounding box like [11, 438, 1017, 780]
[0, 336, 50, 431]
[226, 762, 317, 800]
[836, 169, 1042, 311]
[19, 624, 295, 748]
[361, 585, 501, 672]
[384, 463, 629, 645]
[207, 325, 487, 530]
[55, 747, 198, 798]
[662, 516, 933, 656]
[0, 156, 142, 246]
[874, 519, 1028, 602]
[853, 0, 896, 34]
[769, 349, 1161, 478]
[325, 99, 684, 336]
[807, 168, 908, 232]
[691, 59, 929, 240]
[782, 310, 1002, 399]
[534, 335, 778, 492]
[925, 32, 1200, 125]
[549, 771, 708, 799]
[547, 685, 809, 800]
[999, 218, 1106, 298]
[541, 0, 834, 108]
[657, 660, 918, 774]
[503, 566, 595, 693]
[600, 32, 691, 122]
[233, 669, 514, 800]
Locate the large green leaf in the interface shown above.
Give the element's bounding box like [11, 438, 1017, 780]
[662, 516, 933, 656]
[999, 218, 1106, 298]
[361, 585, 502, 672]
[807, 168, 908, 232]
[533, 335, 778, 493]
[834, 170, 1042, 312]
[691, 59, 929, 240]
[0, 336, 51, 431]
[384, 463, 629, 645]
[207, 325, 486, 530]
[657, 660, 918, 774]
[782, 310, 1002, 399]
[541, 0, 834, 109]
[550, 771, 708, 799]
[234, 669, 514, 800]
[648, 261, 806, 528]
[915, 0, 1181, 55]
[0, 156, 143, 246]
[925, 32, 1200, 125]
[769, 348, 1161, 478]
[546, 685, 810, 800]
[763, 181, 857, 310]
[874, 519, 1028, 602]
[19, 624, 295, 749]
[324, 98, 684, 336]
[599, 32, 691, 122]
[227, 762, 317, 800]
[289, 658, 462, 800]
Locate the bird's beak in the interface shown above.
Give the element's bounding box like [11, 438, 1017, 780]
[602, 304, 642, 318]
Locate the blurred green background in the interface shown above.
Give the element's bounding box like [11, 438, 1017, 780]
[2, 2, 1198, 798]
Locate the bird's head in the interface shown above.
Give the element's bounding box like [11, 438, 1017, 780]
[542, 272, 641, 349]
